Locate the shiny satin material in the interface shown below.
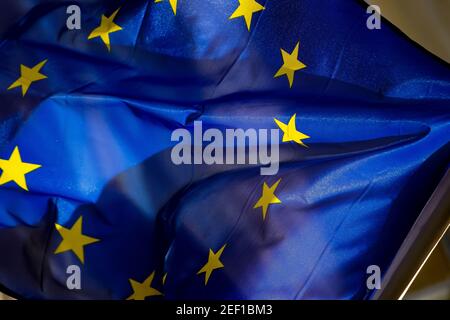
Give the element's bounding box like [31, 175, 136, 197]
[0, 0, 449, 299]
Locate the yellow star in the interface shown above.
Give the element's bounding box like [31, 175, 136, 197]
[274, 42, 306, 88]
[0, 146, 41, 191]
[54, 216, 100, 264]
[274, 114, 310, 147]
[7, 60, 47, 96]
[253, 179, 282, 220]
[88, 8, 123, 51]
[155, 0, 178, 15]
[127, 271, 163, 300]
[229, 0, 265, 31]
[197, 244, 226, 285]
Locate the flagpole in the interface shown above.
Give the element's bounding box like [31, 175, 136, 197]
[372, 169, 450, 299]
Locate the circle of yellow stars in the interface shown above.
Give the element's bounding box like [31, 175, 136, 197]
[1, 1, 312, 300]
[6, 3, 306, 96]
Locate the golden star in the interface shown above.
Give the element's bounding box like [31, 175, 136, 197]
[0, 146, 41, 191]
[253, 179, 282, 220]
[197, 244, 226, 285]
[54, 216, 100, 264]
[274, 42, 306, 88]
[88, 8, 123, 51]
[155, 0, 178, 15]
[7, 60, 48, 96]
[274, 114, 310, 147]
[229, 0, 265, 31]
[127, 271, 163, 300]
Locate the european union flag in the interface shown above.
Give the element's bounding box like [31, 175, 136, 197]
[0, 0, 449, 300]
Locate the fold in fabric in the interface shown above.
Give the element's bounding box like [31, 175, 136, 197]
[0, 0, 449, 299]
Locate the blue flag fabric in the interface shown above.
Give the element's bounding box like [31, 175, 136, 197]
[0, 0, 449, 299]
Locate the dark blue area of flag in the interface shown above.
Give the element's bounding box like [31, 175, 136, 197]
[0, 0, 449, 299]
